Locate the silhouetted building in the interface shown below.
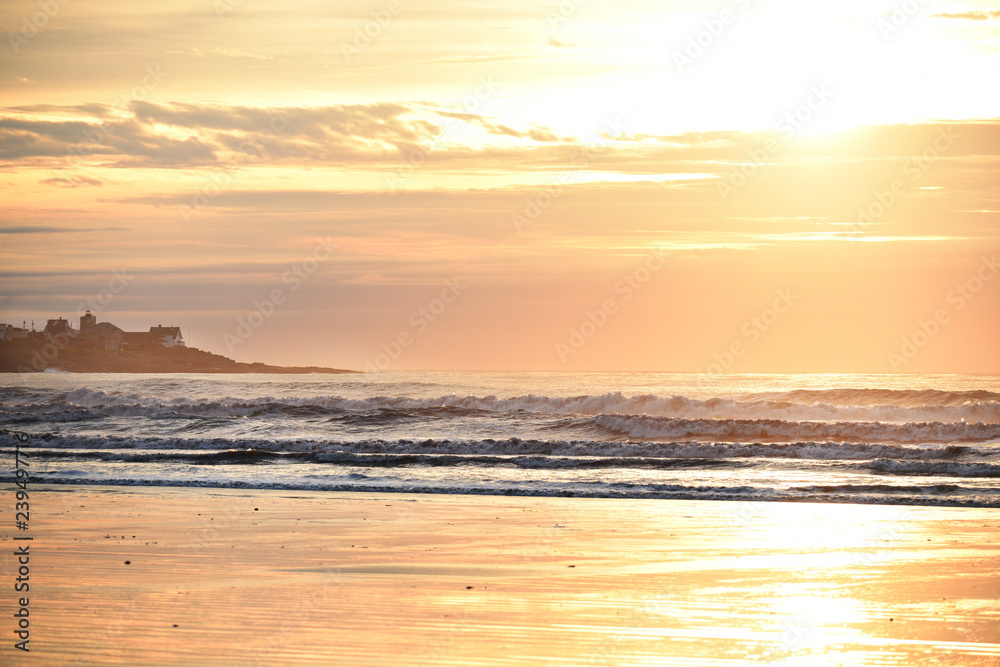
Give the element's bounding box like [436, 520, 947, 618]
[149, 325, 185, 347]
[123, 331, 151, 350]
[44, 318, 72, 341]
[1, 309, 185, 351]
[71, 322, 124, 351]
[0, 324, 30, 341]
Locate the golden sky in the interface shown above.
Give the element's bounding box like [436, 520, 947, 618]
[1, 0, 999, 372]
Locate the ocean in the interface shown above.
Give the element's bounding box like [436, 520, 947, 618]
[1, 372, 998, 508]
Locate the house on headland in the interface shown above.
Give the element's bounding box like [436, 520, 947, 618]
[72, 321, 125, 351]
[1, 310, 185, 352]
[0, 324, 28, 342]
[44, 318, 72, 340]
[149, 325, 186, 348]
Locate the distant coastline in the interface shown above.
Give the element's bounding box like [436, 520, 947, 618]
[0, 309, 356, 374]
[0, 338, 356, 374]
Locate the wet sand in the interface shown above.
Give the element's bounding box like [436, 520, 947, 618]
[2, 486, 999, 665]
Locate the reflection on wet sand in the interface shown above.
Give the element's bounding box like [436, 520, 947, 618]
[7, 487, 1000, 666]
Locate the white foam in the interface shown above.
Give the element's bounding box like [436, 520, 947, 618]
[9, 388, 1000, 425]
[593, 414, 1000, 444]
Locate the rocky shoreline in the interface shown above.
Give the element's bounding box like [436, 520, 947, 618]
[0, 339, 356, 374]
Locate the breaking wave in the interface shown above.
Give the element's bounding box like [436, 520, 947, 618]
[591, 414, 1000, 443]
[3, 374, 998, 508]
[1, 387, 998, 425]
[5, 433, 990, 462]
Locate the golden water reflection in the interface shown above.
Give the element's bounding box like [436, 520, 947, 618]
[15, 488, 1000, 666]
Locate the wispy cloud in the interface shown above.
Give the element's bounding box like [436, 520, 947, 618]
[7, 102, 998, 176]
[0, 225, 125, 234]
[189, 46, 275, 60]
[40, 175, 104, 188]
[933, 10, 1000, 20]
[0, 100, 575, 168]
[546, 37, 576, 49]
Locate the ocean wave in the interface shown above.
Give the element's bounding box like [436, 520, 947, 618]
[744, 387, 1000, 408]
[3, 388, 998, 425]
[592, 414, 1000, 444]
[5, 433, 986, 462]
[25, 446, 1000, 479]
[6, 476, 997, 508]
[0, 409, 106, 425]
[26, 448, 751, 470]
[5, 377, 997, 510]
[789, 483, 965, 494]
[864, 459, 1000, 478]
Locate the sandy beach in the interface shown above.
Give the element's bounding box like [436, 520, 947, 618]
[0, 486, 997, 666]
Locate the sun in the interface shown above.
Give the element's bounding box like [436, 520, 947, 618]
[506, 0, 999, 138]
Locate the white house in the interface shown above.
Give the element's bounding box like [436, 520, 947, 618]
[149, 325, 186, 348]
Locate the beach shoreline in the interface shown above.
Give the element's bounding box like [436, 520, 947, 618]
[2, 486, 999, 665]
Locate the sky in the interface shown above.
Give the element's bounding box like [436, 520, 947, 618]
[1, 0, 999, 372]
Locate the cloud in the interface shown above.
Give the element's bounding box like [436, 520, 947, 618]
[0, 226, 124, 234]
[0, 100, 569, 168]
[5, 103, 111, 118]
[0, 114, 217, 166]
[189, 47, 274, 60]
[40, 175, 104, 188]
[4, 101, 1000, 182]
[933, 10, 1000, 20]
[547, 37, 576, 49]
[526, 127, 560, 142]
